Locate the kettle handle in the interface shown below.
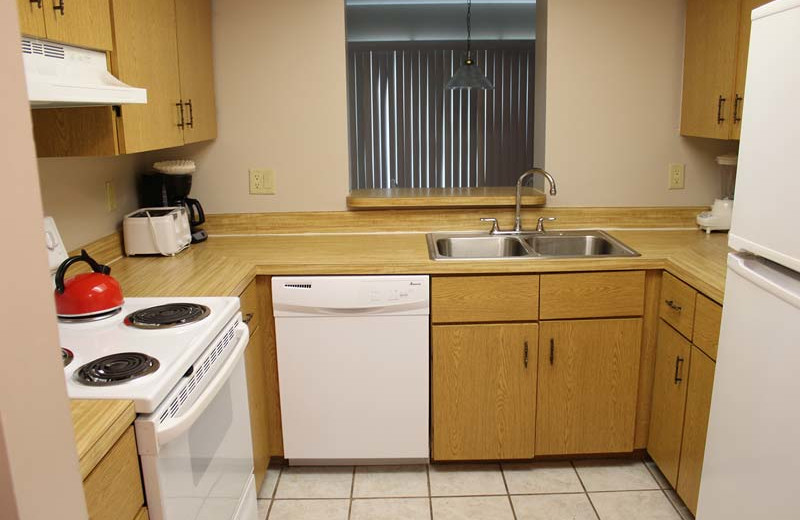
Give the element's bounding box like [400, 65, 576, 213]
[54, 249, 111, 294]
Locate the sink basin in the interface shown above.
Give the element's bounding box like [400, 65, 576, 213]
[433, 235, 530, 259]
[427, 230, 639, 260]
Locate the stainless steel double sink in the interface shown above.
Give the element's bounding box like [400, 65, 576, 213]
[427, 230, 640, 260]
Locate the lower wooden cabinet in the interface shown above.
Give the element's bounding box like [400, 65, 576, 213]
[676, 346, 716, 513]
[647, 321, 692, 486]
[432, 323, 538, 460]
[536, 319, 642, 456]
[244, 324, 270, 491]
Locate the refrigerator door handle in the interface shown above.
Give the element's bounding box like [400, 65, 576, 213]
[727, 253, 800, 310]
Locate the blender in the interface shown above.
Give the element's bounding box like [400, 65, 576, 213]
[697, 153, 737, 233]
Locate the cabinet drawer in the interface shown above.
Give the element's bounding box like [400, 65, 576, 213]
[432, 275, 539, 323]
[83, 427, 144, 520]
[240, 278, 261, 333]
[659, 273, 697, 339]
[539, 271, 645, 320]
[693, 295, 722, 359]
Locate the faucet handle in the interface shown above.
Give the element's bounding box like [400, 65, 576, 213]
[480, 218, 500, 235]
[536, 217, 557, 233]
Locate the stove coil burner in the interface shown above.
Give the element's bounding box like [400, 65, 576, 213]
[76, 352, 160, 386]
[125, 303, 211, 329]
[62, 348, 74, 367]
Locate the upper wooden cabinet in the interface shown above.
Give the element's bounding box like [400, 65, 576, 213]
[17, 0, 112, 51]
[536, 318, 642, 456]
[680, 0, 770, 140]
[31, 0, 217, 157]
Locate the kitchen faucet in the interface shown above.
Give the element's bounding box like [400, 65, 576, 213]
[480, 168, 558, 234]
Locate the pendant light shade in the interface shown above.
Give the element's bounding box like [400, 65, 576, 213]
[447, 0, 494, 90]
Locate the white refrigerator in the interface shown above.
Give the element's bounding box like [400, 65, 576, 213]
[696, 1, 800, 519]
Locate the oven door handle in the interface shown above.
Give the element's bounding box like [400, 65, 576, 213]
[151, 323, 249, 448]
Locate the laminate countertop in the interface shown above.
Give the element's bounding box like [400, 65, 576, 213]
[106, 229, 730, 304]
[70, 399, 135, 479]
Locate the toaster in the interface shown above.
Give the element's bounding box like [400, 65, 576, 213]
[123, 207, 191, 256]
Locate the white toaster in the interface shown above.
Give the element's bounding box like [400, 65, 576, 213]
[123, 207, 191, 256]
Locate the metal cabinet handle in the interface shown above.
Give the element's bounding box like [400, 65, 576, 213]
[243, 313, 254, 325]
[523, 341, 529, 368]
[549, 338, 554, 365]
[53, 0, 64, 15]
[30, 0, 43, 9]
[665, 299, 682, 312]
[733, 94, 743, 124]
[674, 356, 685, 384]
[717, 95, 726, 124]
[176, 101, 185, 128]
[186, 99, 194, 128]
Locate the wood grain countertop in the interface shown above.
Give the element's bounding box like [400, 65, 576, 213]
[70, 400, 135, 479]
[106, 229, 730, 304]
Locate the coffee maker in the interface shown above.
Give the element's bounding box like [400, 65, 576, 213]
[139, 160, 207, 243]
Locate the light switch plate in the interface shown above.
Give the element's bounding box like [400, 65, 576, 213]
[668, 163, 685, 190]
[249, 168, 276, 195]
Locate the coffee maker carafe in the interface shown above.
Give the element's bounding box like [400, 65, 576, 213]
[140, 160, 207, 243]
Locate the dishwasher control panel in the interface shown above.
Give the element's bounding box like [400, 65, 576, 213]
[272, 276, 430, 316]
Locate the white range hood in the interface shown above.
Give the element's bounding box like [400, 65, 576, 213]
[23, 37, 147, 108]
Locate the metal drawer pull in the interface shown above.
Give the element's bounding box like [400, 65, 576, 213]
[734, 94, 743, 124]
[523, 341, 529, 368]
[176, 101, 185, 128]
[186, 99, 194, 128]
[30, 0, 43, 9]
[243, 313, 254, 325]
[674, 356, 685, 384]
[53, 0, 64, 15]
[549, 338, 554, 366]
[665, 299, 682, 312]
[717, 95, 726, 124]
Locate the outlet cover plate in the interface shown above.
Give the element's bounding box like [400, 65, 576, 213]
[668, 163, 685, 190]
[249, 168, 276, 195]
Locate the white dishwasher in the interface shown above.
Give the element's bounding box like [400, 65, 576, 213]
[272, 275, 430, 464]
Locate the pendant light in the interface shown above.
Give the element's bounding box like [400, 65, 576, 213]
[447, 0, 494, 90]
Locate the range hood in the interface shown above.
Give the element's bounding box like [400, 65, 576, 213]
[23, 37, 147, 108]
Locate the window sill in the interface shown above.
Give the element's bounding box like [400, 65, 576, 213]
[346, 187, 547, 210]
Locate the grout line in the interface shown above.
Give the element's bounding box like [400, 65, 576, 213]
[264, 466, 282, 519]
[572, 460, 602, 520]
[499, 462, 519, 520]
[347, 466, 356, 520]
[427, 464, 434, 520]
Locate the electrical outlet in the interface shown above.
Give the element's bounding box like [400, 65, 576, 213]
[249, 168, 276, 195]
[105, 181, 117, 212]
[668, 163, 685, 190]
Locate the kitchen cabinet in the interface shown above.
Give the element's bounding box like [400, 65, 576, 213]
[431, 275, 539, 323]
[680, 0, 769, 139]
[82, 427, 145, 520]
[659, 272, 697, 339]
[536, 319, 642, 455]
[432, 323, 538, 460]
[539, 271, 645, 320]
[693, 294, 722, 359]
[17, 0, 112, 51]
[31, 0, 217, 157]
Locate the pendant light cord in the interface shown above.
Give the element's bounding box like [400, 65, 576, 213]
[466, 0, 472, 57]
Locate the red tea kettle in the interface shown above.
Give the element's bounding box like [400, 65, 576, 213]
[54, 249, 124, 318]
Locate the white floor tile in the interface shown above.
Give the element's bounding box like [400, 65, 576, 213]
[268, 499, 350, 520]
[353, 465, 429, 498]
[644, 460, 672, 490]
[274, 466, 354, 499]
[664, 489, 694, 520]
[258, 466, 282, 499]
[257, 499, 270, 520]
[512, 494, 598, 520]
[502, 461, 584, 494]
[432, 496, 515, 520]
[590, 490, 682, 520]
[429, 463, 507, 496]
[574, 459, 659, 492]
[351, 498, 431, 520]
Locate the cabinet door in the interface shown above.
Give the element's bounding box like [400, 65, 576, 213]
[111, 0, 184, 153]
[680, 0, 740, 139]
[730, 0, 771, 140]
[244, 325, 270, 491]
[17, 0, 47, 38]
[647, 321, 691, 487]
[42, 0, 112, 51]
[536, 319, 641, 456]
[433, 323, 537, 460]
[175, 0, 217, 143]
[677, 346, 716, 515]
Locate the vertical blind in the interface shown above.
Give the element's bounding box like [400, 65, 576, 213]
[347, 42, 535, 190]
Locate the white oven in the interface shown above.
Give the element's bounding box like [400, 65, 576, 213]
[134, 321, 257, 520]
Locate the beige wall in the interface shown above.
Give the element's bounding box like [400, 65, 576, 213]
[0, 0, 88, 517]
[157, 0, 351, 214]
[541, 0, 736, 207]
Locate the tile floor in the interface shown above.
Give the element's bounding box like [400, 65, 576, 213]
[256, 458, 694, 520]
